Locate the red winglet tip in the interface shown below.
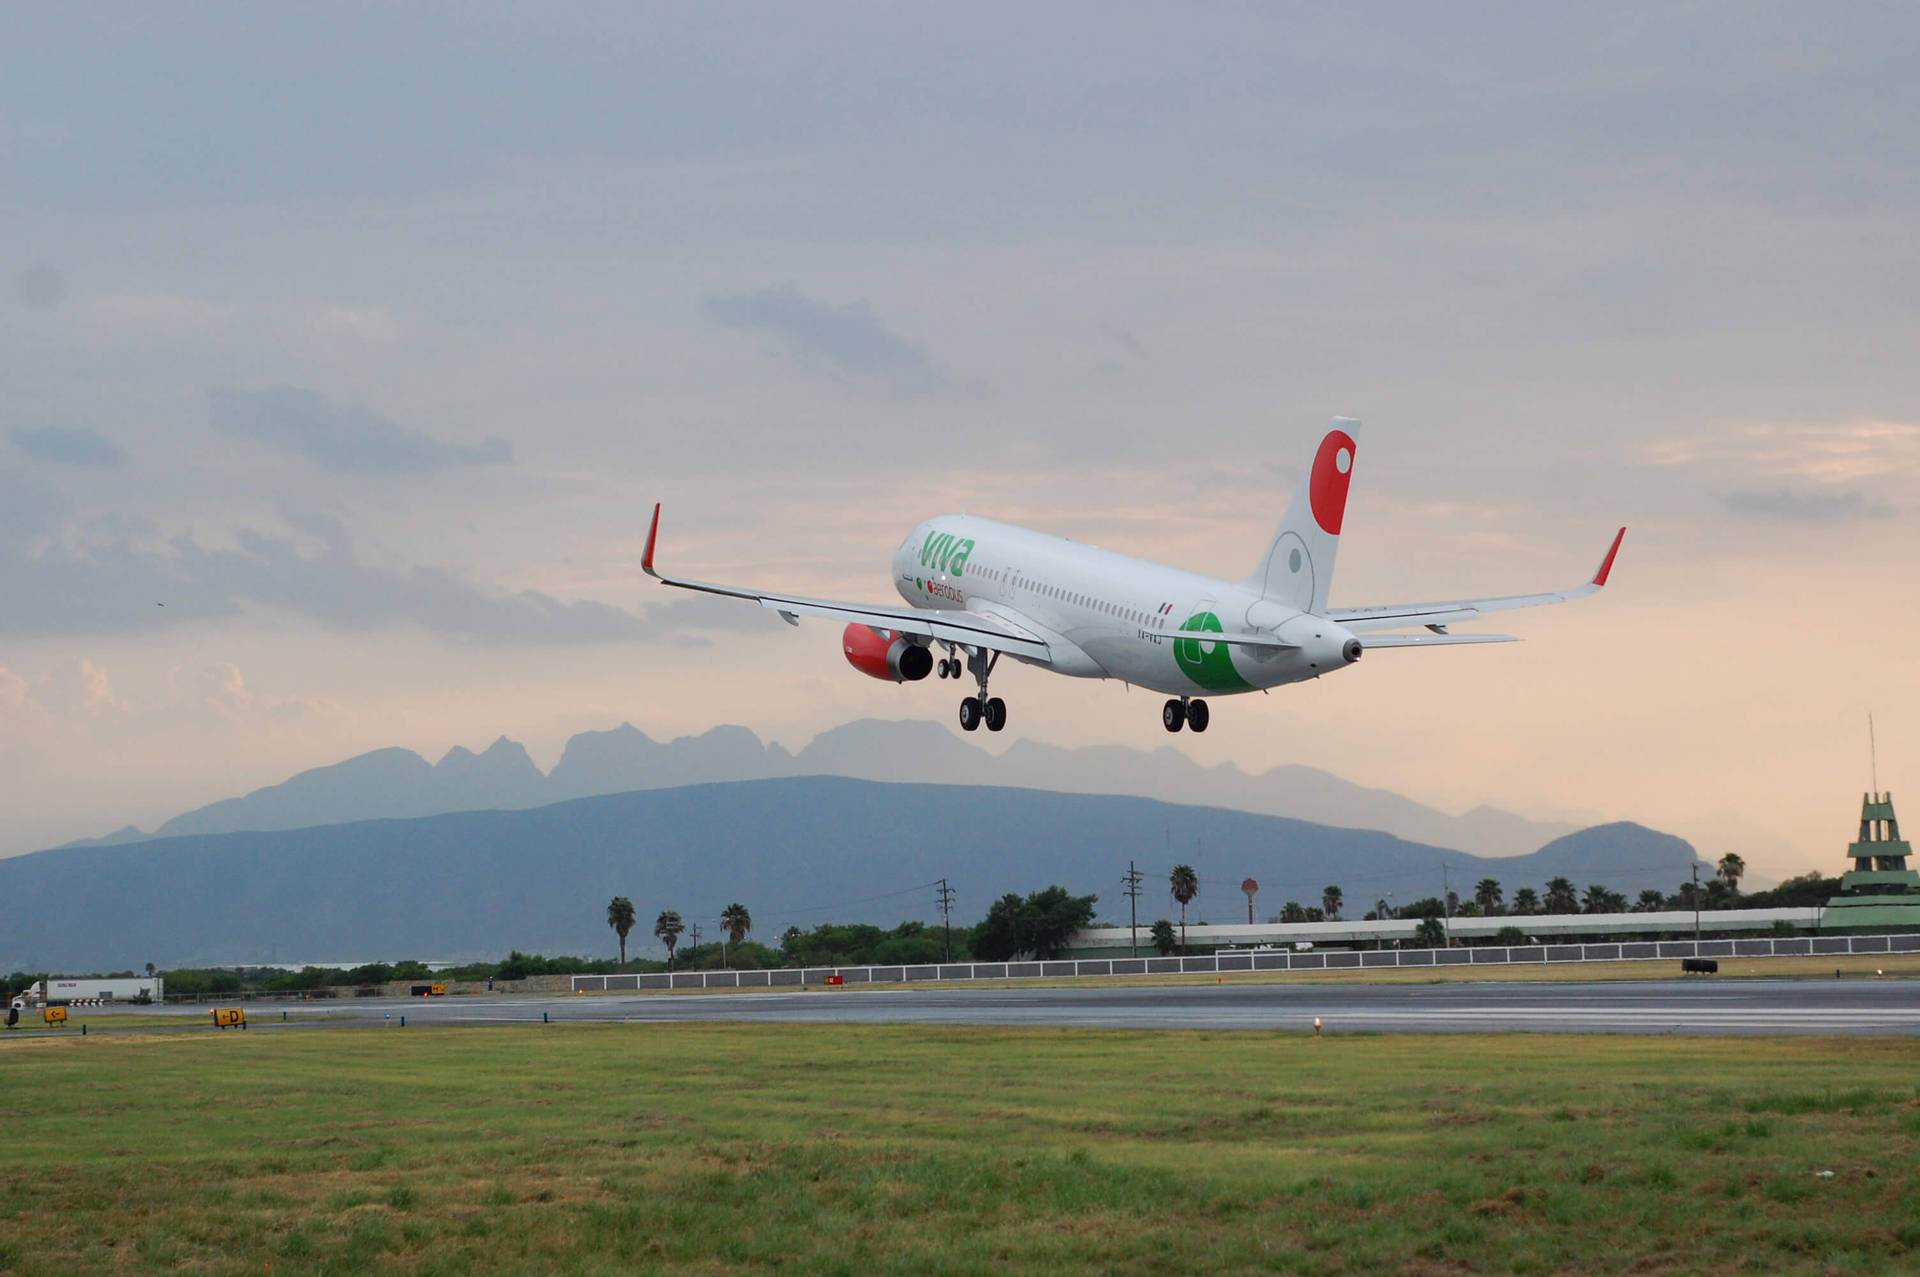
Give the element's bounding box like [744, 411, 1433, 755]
[642, 503, 662, 576]
[1592, 526, 1626, 587]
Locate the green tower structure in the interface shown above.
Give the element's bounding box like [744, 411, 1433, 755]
[1823, 792, 1920, 930]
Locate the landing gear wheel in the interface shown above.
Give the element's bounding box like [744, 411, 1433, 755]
[938, 659, 951, 679]
[1162, 699, 1187, 733]
[984, 697, 1007, 732]
[959, 697, 983, 732]
[1187, 699, 1210, 733]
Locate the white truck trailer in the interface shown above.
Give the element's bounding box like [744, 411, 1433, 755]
[12, 977, 164, 1007]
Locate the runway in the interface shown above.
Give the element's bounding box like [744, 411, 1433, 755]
[111, 977, 1920, 1037]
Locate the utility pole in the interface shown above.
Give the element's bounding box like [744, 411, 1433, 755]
[936, 878, 955, 962]
[1122, 861, 1144, 956]
[688, 921, 702, 954]
[1442, 863, 1453, 948]
[1692, 862, 1701, 947]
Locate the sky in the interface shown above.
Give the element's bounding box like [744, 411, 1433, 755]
[3, 3, 1917, 881]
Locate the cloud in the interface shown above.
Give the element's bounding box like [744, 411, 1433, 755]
[191, 662, 331, 723]
[15, 265, 64, 310]
[11, 425, 125, 468]
[1723, 488, 1892, 522]
[704, 284, 978, 397]
[312, 305, 400, 344]
[209, 386, 511, 475]
[1102, 325, 1148, 361]
[0, 498, 646, 645]
[642, 593, 791, 636]
[1647, 421, 1920, 485]
[97, 292, 233, 329]
[27, 659, 127, 716]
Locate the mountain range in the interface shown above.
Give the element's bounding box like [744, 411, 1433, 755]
[1, 777, 1700, 972]
[60, 718, 1588, 858]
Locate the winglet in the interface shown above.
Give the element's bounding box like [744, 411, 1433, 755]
[1591, 527, 1626, 587]
[642, 503, 663, 579]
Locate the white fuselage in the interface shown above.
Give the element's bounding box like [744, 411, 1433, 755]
[891, 515, 1359, 697]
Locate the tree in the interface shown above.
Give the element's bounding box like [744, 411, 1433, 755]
[606, 896, 637, 964]
[1025, 886, 1098, 959]
[1169, 864, 1199, 952]
[1581, 884, 1626, 914]
[1149, 919, 1178, 956]
[1635, 888, 1667, 912]
[1474, 878, 1503, 915]
[1544, 877, 1579, 914]
[1717, 853, 1746, 894]
[721, 902, 752, 945]
[971, 887, 1099, 961]
[1281, 901, 1307, 923]
[654, 910, 685, 969]
[973, 893, 1030, 962]
[1413, 916, 1447, 948]
[1322, 885, 1343, 920]
[1510, 887, 1540, 916]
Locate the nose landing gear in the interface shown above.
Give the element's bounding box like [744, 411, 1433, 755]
[957, 649, 1007, 732]
[1162, 697, 1209, 733]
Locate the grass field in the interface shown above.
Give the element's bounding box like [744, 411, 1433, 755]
[2, 1025, 1917, 1274]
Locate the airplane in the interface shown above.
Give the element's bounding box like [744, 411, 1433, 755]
[643, 417, 1624, 735]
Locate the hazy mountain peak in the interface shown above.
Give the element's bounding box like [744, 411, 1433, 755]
[81, 716, 1599, 860]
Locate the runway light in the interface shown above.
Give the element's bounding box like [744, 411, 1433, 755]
[1313, 1016, 1322, 1037]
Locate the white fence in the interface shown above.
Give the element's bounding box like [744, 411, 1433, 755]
[572, 931, 1920, 993]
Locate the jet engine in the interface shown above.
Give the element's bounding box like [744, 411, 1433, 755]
[842, 623, 933, 682]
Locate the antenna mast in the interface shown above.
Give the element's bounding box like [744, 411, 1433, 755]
[1870, 712, 1879, 795]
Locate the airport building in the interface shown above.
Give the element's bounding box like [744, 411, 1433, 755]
[1824, 791, 1920, 930]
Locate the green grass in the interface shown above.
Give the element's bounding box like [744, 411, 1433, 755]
[1, 1026, 1917, 1273]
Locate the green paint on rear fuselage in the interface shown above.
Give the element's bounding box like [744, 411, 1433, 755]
[1172, 611, 1251, 691]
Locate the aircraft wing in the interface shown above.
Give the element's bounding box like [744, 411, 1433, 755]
[641, 505, 1052, 662]
[1328, 528, 1624, 633]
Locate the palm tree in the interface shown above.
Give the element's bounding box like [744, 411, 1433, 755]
[1149, 919, 1178, 956]
[1169, 864, 1199, 952]
[1474, 878, 1503, 915]
[654, 910, 685, 970]
[1322, 885, 1343, 920]
[719, 903, 751, 967]
[1510, 887, 1540, 916]
[606, 896, 636, 964]
[1636, 888, 1667, 912]
[1545, 877, 1578, 914]
[1281, 901, 1306, 923]
[1717, 853, 1746, 894]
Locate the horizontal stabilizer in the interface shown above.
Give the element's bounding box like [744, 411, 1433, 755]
[1361, 633, 1518, 648]
[1167, 629, 1300, 651]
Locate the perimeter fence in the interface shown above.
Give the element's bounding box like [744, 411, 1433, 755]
[571, 931, 1920, 993]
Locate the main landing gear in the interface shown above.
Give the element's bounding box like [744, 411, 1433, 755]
[1163, 697, 1209, 733]
[956, 648, 1007, 733]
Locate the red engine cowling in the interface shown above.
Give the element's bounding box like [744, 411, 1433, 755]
[842, 623, 933, 682]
